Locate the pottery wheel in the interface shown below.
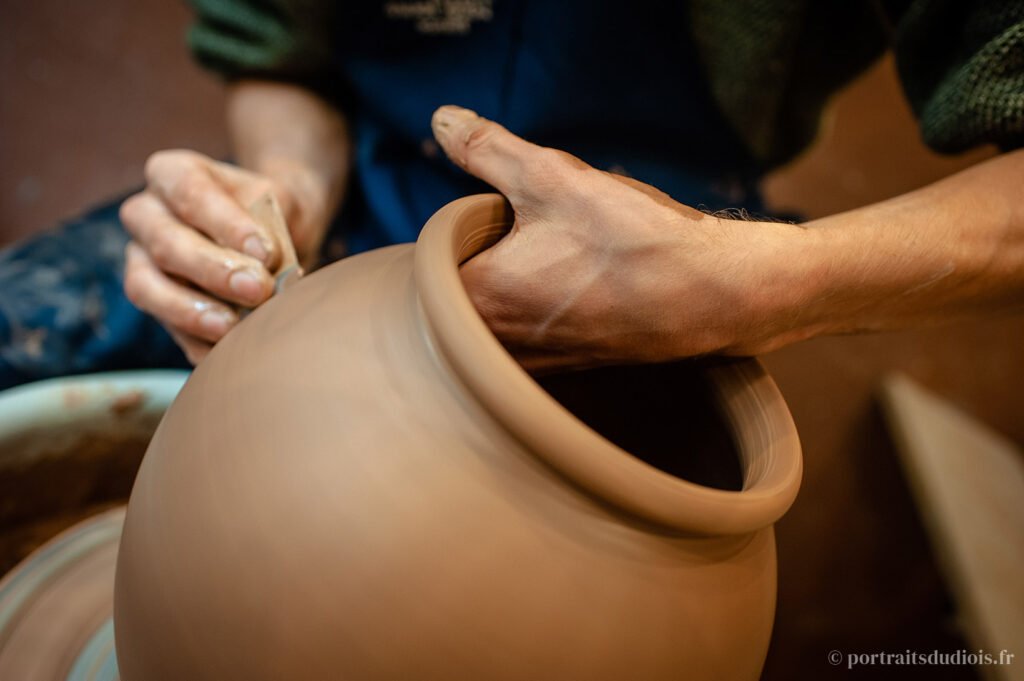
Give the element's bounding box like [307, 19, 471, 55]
[0, 508, 123, 681]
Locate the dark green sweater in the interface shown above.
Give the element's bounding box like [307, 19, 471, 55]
[189, 0, 1023, 168]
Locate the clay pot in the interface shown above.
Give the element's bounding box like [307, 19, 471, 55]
[114, 194, 802, 680]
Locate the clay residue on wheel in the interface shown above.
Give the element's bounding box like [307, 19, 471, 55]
[0, 432, 150, 574]
[109, 390, 146, 416]
[62, 387, 87, 409]
[0, 500, 124, 577]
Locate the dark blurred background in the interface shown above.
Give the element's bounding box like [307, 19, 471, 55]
[2, 1, 1021, 679]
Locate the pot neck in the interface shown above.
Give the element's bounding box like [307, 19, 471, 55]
[414, 194, 802, 536]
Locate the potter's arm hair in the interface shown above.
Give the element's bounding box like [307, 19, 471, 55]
[772, 149, 1024, 345]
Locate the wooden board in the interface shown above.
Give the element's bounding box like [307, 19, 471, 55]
[880, 374, 1023, 681]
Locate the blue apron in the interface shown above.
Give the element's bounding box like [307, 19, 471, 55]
[332, 0, 763, 252]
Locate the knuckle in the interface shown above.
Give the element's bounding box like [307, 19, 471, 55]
[147, 235, 176, 270]
[528, 148, 571, 180]
[180, 306, 205, 333]
[118, 194, 144, 229]
[168, 175, 208, 221]
[146, 149, 209, 197]
[523, 148, 591, 201]
[176, 301, 210, 338]
[521, 154, 566, 197]
[463, 121, 499, 155]
[143, 151, 167, 181]
[145, 149, 183, 181]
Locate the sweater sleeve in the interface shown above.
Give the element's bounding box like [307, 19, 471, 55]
[187, 0, 339, 95]
[892, 0, 1024, 153]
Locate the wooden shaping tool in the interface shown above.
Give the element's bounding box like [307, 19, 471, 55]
[248, 192, 302, 295]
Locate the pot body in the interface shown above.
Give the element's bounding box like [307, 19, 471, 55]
[115, 197, 798, 680]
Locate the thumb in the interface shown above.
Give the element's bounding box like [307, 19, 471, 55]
[431, 105, 546, 203]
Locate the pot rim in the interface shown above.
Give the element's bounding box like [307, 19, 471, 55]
[414, 194, 802, 535]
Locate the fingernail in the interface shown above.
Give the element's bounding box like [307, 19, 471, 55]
[229, 269, 265, 303]
[198, 308, 236, 337]
[431, 105, 480, 158]
[242, 234, 271, 264]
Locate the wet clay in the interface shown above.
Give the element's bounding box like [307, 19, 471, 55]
[115, 195, 802, 681]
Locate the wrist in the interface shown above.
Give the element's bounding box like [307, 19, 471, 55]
[227, 82, 351, 264]
[716, 219, 834, 355]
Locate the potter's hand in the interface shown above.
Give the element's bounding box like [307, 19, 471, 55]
[430, 106, 808, 371]
[432, 107, 1024, 372]
[121, 150, 327, 363]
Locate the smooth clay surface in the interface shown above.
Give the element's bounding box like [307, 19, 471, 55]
[114, 194, 803, 681]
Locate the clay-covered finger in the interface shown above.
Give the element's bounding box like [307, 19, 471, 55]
[124, 241, 240, 343]
[144, 150, 278, 268]
[121, 192, 274, 307]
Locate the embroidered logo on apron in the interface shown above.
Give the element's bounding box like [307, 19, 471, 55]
[384, 0, 494, 34]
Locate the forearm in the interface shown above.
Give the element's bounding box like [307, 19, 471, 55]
[226, 80, 352, 239]
[761, 150, 1024, 347]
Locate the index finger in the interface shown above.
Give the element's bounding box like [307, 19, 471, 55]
[146, 153, 279, 270]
